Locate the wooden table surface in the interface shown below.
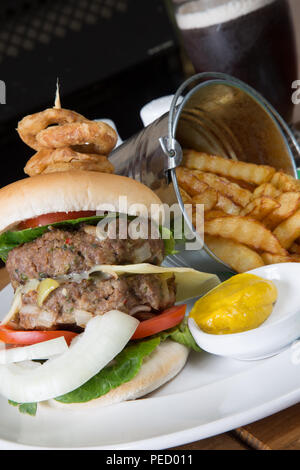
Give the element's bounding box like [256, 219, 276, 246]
[0, 268, 299, 450]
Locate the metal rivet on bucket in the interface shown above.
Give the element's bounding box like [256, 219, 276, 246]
[110, 73, 300, 275]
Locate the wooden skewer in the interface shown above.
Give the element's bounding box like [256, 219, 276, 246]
[54, 78, 62, 109]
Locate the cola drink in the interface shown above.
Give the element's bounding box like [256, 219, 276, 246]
[176, 0, 297, 122]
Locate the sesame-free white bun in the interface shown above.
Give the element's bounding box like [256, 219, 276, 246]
[0, 170, 164, 234]
[44, 341, 189, 410]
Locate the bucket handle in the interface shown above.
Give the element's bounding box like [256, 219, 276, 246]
[159, 73, 216, 170]
[158, 74, 205, 171]
[158, 73, 236, 170]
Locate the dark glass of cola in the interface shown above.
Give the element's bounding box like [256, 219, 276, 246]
[175, 0, 297, 122]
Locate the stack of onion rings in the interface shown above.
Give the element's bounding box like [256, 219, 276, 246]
[18, 108, 117, 176]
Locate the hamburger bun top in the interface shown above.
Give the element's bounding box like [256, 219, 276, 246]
[0, 170, 164, 234]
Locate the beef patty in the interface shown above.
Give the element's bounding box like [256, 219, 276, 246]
[16, 274, 176, 330]
[7, 224, 164, 289]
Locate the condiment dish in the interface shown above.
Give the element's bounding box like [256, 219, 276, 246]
[188, 263, 300, 360]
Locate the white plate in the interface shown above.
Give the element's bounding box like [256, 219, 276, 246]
[0, 283, 300, 449]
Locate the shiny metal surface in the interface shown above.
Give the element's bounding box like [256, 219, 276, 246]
[110, 73, 300, 275]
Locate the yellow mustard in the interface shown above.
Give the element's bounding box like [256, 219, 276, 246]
[189, 273, 277, 335]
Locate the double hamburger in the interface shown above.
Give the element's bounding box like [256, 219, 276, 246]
[0, 111, 218, 414]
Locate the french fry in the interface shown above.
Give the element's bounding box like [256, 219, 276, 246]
[180, 149, 300, 267]
[215, 194, 240, 215]
[224, 176, 257, 192]
[252, 183, 281, 200]
[240, 197, 280, 220]
[205, 235, 265, 273]
[204, 216, 287, 255]
[176, 167, 208, 196]
[184, 149, 275, 185]
[179, 186, 193, 204]
[271, 171, 300, 193]
[264, 192, 300, 230]
[192, 188, 218, 212]
[204, 210, 229, 221]
[273, 209, 300, 249]
[262, 252, 300, 264]
[191, 169, 251, 207]
[290, 243, 300, 255]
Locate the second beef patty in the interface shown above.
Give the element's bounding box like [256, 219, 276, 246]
[16, 274, 176, 330]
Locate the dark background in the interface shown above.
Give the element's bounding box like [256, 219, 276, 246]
[0, 0, 185, 186]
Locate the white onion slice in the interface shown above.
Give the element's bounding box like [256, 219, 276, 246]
[1, 287, 22, 326]
[0, 311, 139, 403]
[0, 337, 68, 365]
[129, 305, 152, 315]
[74, 309, 93, 328]
[133, 243, 152, 263]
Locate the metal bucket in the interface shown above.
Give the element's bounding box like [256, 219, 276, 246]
[110, 73, 300, 275]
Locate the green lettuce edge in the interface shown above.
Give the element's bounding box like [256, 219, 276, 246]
[9, 319, 200, 416]
[8, 400, 37, 416]
[0, 215, 176, 261]
[55, 319, 200, 406]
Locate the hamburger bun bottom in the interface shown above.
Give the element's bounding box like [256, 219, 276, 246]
[43, 340, 189, 410]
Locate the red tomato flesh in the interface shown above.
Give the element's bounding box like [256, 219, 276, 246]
[18, 211, 96, 230]
[131, 305, 186, 340]
[0, 305, 187, 346]
[0, 327, 78, 346]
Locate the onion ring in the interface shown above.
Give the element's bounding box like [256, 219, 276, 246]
[19, 106, 117, 176]
[17, 108, 88, 151]
[42, 161, 114, 174]
[36, 121, 117, 155]
[24, 148, 114, 176]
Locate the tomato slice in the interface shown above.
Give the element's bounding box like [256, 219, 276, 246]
[0, 327, 78, 346]
[131, 305, 186, 340]
[0, 305, 186, 346]
[18, 211, 97, 230]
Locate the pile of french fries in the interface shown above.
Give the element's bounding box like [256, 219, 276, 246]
[176, 149, 300, 273]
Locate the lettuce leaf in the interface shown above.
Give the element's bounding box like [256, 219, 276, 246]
[0, 216, 104, 262]
[55, 336, 161, 404]
[157, 318, 201, 352]
[55, 319, 200, 405]
[8, 400, 37, 416]
[160, 226, 178, 256]
[8, 336, 160, 414]
[0, 216, 176, 261]
[9, 317, 200, 415]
